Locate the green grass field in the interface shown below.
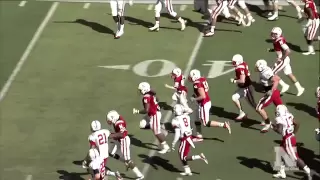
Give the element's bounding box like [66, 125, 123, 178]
[0, 1, 319, 180]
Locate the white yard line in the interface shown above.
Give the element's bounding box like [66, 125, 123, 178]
[25, 175, 33, 180]
[147, 4, 153, 10]
[83, 2, 90, 8]
[180, 5, 187, 11]
[19, 1, 27, 7]
[0, 2, 59, 103]
[141, 33, 204, 177]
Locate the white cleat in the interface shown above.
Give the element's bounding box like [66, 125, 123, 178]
[180, 172, 193, 176]
[196, 133, 203, 139]
[149, 24, 159, 32]
[114, 30, 124, 39]
[261, 123, 271, 133]
[224, 121, 231, 134]
[158, 146, 170, 154]
[268, 13, 278, 21]
[200, 153, 208, 164]
[238, 14, 246, 26]
[246, 17, 255, 27]
[192, 137, 203, 142]
[280, 85, 290, 94]
[181, 20, 187, 31]
[273, 171, 286, 179]
[236, 111, 246, 120]
[136, 175, 144, 180]
[302, 51, 315, 55]
[203, 30, 214, 37]
[260, 121, 266, 126]
[115, 171, 123, 180]
[297, 87, 305, 97]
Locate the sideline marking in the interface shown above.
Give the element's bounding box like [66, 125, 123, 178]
[83, 3, 90, 8]
[19, 1, 27, 6]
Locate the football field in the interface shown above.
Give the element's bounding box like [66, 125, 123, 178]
[0, 1, 319, 180]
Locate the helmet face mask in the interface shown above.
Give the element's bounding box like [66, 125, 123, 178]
[271, 27, 282, 40]
[138, 82, 151, 95]
[232, 54, 243, 67]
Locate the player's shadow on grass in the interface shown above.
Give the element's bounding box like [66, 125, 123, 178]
[158, 102, 173, 111]
[128, 134, 159, 151]
[139, 154, 200, 174]
[286, 102, 318, 118]
[57, 170, 87, 180]
[265, 39, 303, 53]
[273, 140, 320, 176]
[54, 19, 114, 35]
[246, 3, 271, 18]
[125, 16, 154, 28]
[251, 81, 266, 93]
[210, 106, 261, 131]
[237, 156, 275, 174]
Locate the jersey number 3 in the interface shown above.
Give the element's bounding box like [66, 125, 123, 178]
[98, 133, 107, 145]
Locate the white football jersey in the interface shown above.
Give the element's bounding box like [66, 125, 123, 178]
[171, 114, 192, 138]
[89, 156, 106, 179]
[275, 113, 295, 137]
[88, 129, 110, 159]
[259, 66, 274, 87]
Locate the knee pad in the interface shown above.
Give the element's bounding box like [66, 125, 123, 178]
[155, 2, 162, 17]
[238, 0, 247, 9]
[232, 93, 241, 102]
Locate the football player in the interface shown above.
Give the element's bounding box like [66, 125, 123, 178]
[106, 110, 144, 180]
[301, 0, 319, 55]
[270, 27, 305, 96]
[84, 120, 123, 180]
[230, 54, 256, 120]
[171, 104, 208, 176]
[228, 0, 255, 26]
[189, 69, 231, 137]
[133, 82, 170, 154]
[268, 0, 303, 21]
[271, 105, 312, 180]
[165, 68, 193, 114]
[110, 0, 133, 39]
[149, 0, 186, 32]
[315, 87, 320, 121]
[255, 60, 283, 133]
[87, 148, 106, 180]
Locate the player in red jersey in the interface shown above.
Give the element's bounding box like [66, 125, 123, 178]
[188, 69, 231, 138]
[106, 110, 144, 180]
[270, 27, 305, 97]
[133, 82, 170, 154]
[230, 54, 256, 120]
[165, 68, 192, 114]
[301, 0, 319, 55]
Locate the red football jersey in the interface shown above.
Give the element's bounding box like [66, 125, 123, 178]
[235, 62, 252, 88]
[193, 77, 210, 106]
[142, 92, 160, 116]
[273, 36, 289, 58]
[113, 116, 128, 139]
[174, 75, 188, 93]
[304, 0, 319, 19]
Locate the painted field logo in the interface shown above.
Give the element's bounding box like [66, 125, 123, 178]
[274, 146, 298, 171]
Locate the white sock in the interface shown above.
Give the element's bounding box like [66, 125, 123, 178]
[296, 6, 301, 12]
[107, 170, 116, 176]
[120, 24, 124, 31]
[192, 155, 201, 160]
[161, 141, 169, 149]
[155, 20, 160, 25]
[178, 17, 184, 23]
[280, 165, 286, 173]
[294, 82, 302, 89]
[184, 165, 191, 173]
[210, 26, 215, 32]
[308, 45, 314, 52]
[303, 165, 311, 174]
[132, 167, 143, 177]
[279, 79, 288, 87]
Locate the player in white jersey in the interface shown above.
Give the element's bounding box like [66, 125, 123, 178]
[171, 104, 208, 176]
[87, 148, 106, 180]
[148, 0, 186, 32]
[84, 120, 123, 180]
[271, 105, 312, 179]
[110, 0, 133, 39]
[165, 68, 193, 114]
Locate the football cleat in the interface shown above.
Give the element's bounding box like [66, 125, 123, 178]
[158, 146, 170, 154]
[280, 84, 290, 94]
[136, 175, 145, 180]
[235, 111, 246, 120]
[200, 153, 208, 164]
[238, 14, 246, 26]
[180, 172, 193, 176]
[224, 121, 231, 134]
[181, 20, 187, 31]
[273, 171, 286, 179]
[297, 87, 305, 97]
[149, 25, 159, 32]
[203, 30, 214, 37]
[261, 123, 271, 133]
[115, 171, 123, 180]
[268, 13, 278, 21]
[114, 31, 124, 39]
[302, 51, 315, 55]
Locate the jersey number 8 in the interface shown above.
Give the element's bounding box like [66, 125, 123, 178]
[183, 118, 189, 127]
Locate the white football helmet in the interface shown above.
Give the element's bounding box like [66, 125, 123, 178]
[232, 54, 243, 66]
[189, 69, 201, 82]
[106, 110, 120, 124]
[91, 120, 101, 132]
[316, 87, 320, 98]
[172, 68, 182, 77]
[271, 27, 282, 39]
[138, 82, 151, 94]
[88, 148, 100, 161]
[173, 104, 184, 116]
[276, 104, 288, 117]
[255, 59, 268, 72]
